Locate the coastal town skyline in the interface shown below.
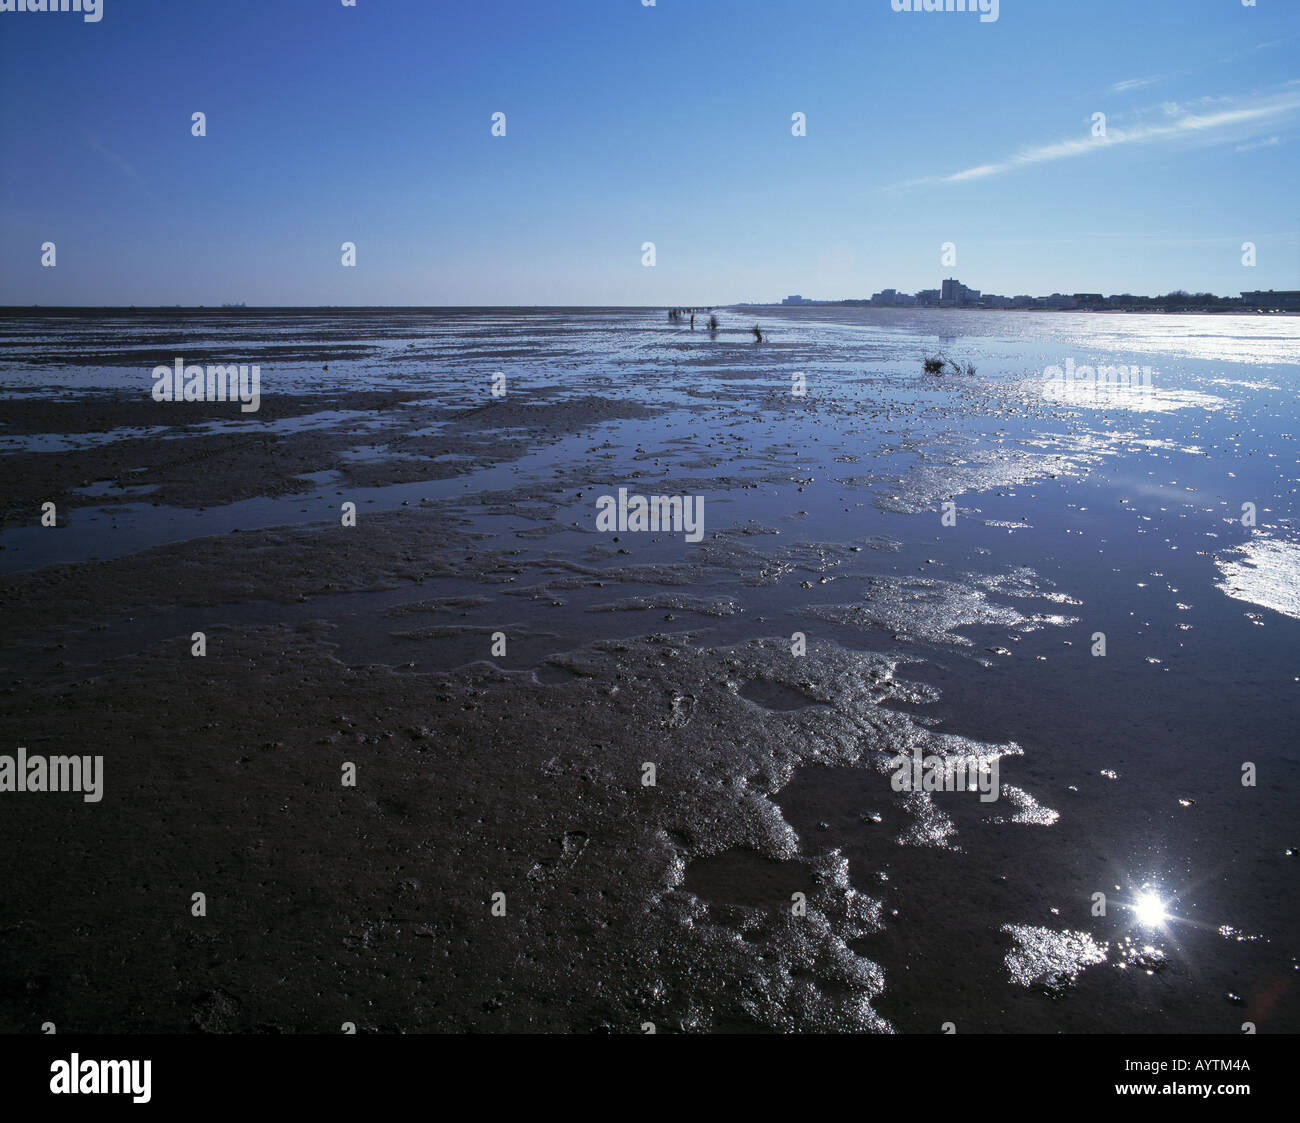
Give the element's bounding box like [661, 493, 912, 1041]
[764, 280, 1300, 312]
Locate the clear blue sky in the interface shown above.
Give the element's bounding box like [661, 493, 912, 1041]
[1, 0, 1296, 305]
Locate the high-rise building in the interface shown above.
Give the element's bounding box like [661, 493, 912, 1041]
[940, 278, 980, 305]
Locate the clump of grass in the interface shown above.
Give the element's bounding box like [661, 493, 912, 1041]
[923, 354, 976, 375]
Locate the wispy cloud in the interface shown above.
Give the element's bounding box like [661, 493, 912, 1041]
[1235, 135, 1282, 152]
[1111, 76, 1160, 93]
[897, 86, 1300, 188]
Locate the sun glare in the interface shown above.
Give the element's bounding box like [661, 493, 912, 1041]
[1134, 891, 1168, 929]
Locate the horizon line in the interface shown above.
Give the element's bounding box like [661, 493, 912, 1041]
[2, 298, 1295, 313]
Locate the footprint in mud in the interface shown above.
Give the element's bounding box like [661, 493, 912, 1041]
[739, 678, 826, 712]
[191, 988, 243, 1033]
[526, 830, 589, 882]
[667, 691, 696, 728]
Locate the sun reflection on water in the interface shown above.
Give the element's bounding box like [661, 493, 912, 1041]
[1133, 891, 1168, 930]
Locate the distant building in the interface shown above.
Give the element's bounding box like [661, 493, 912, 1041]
[870, 288, 914, 306]
[915, 289, 941, 306]
[1040, 293, 1079, 310]
[1242, 290, 1300, 311]
[782, 295, 808, 305]
[940, 278, 980, 305]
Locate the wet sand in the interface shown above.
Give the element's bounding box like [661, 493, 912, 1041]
[1, 306, 1297, 1033]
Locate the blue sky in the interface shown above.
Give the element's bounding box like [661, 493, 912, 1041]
[1, 0, 1297, 305]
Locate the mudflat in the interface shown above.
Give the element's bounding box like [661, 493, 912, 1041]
[1, 306, 1296, 1033]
